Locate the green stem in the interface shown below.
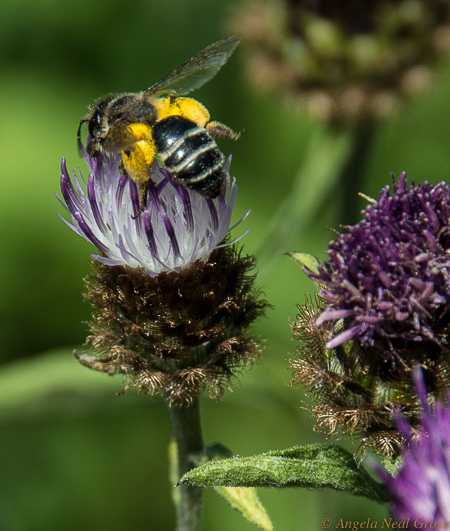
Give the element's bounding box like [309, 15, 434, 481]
[167, 397, 204, 531]
[338, 120, 376, 226]
[255, 121, 377, 279]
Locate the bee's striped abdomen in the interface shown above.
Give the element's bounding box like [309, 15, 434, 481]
[153, 115, 226, 197]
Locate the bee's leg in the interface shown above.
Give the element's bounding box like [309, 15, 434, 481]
[206, 121, 245, 141]
[119, 133, 156, 219]
[86, 138, 99, 157]
[131, 182, 149, 220]
[118, 158, 146, 219]
[118, 158, 129, 178]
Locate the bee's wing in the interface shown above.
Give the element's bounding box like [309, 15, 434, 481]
[145, 35, 241, 97]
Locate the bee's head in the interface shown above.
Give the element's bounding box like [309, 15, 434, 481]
[77, 96, 114, 155]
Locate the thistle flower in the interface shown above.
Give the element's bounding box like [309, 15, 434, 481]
[376, 369, 450, 522]
[308, 173, 450, 360]
[58, 143, 245, 274]
[289, 173, 450, 458]
[231, 0, 450, 124]
[57, 144, 269, 406]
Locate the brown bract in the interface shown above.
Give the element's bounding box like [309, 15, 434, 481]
[288, 296, 427, 461]
[76, 246, 269, 406]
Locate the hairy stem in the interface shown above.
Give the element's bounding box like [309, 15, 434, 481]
[167, 398, 204, 531]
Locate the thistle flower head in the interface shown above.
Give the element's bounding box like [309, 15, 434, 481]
[231, 0, 450, 123]
[57, 142, 247, 275]
[58, 144, 268, 406]
[289, 174, 450, 459]
[308, 173, 450, 359]
[376, 369, 450, 522]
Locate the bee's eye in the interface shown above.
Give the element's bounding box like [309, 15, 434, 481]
[88, 111, 102, 138]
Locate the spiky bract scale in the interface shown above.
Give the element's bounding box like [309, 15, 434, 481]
[289, 174, 450, 459]
[79, 246, 269, 406]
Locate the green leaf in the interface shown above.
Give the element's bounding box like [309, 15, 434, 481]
[0, 348, 122, 420]
[179, 444, 390, 505]
[214, 486, 273, 531]
[285, 252, 320, 274]
[187, 444, 273, 530]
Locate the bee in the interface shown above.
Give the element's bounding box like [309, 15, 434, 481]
[77, 35, 243, 216]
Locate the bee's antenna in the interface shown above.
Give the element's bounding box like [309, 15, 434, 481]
[77, 117, 89, 156]
[77, 118, 88, 145]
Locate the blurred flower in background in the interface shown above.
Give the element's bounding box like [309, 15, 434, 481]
[57, 144, 269, 406]
[376, 369, 450, 522]
[235, 0, 450, 269]
[231, 0, 450, 124]
[289, 173, 450, 459]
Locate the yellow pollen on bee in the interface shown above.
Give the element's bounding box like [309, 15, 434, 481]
[121, 124, 155, 186]
[155, 96, 210, 127]
[127, 123, 153, 143]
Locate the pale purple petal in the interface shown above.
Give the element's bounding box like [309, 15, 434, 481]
[58, 145, 247, 275]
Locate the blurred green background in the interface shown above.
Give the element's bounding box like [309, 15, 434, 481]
[2, 0, 450, 529]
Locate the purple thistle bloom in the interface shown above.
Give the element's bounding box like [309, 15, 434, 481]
[376, 369, 450, 523]
[56, 141, 268, 406]
[307, 173, 450, 352]
[56, 142, 249, 275]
